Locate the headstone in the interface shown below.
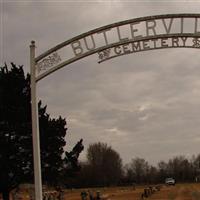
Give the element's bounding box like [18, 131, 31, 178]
[144, 189, 149, 198]
[81, 191, 88, 200]
[96, 191, 101, 200]
[88, 190, 94, 200]
[12, 187, 21, 200]
[58, 189, 65, 200]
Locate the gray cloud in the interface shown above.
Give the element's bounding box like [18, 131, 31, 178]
[2, 1, 200, 165]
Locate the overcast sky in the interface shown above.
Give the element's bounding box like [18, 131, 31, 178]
[1, 0, 200, 165]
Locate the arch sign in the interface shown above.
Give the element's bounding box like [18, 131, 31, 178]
[30, 14, 200, 199]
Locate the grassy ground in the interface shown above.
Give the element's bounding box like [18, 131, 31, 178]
[63, 183, 200, 200]
[1, 183, 200, 200]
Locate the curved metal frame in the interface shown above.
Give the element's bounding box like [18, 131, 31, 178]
[36, 33, 200, 82]
[98, 36, 200, 63]
[35, 13, 200, 82]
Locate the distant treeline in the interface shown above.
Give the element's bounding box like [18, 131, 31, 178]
[65, 142, 200, 188]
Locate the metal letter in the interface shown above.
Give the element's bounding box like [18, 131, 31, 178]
[142, 40, 150, 50]
[151, 38, 158, 48]
[71, 40, 83, 56]
[97, 28, 111, 45]
[180, 18, 184, 33]
[180, 37, 187, 46]
[114, 46, 122, 55]
[161, 38, 168, 48]
[194, 18, 200, 34]
[162, 18, 174, 34]
[116, 26, 129, 42]
[132, 41, 141, 51]
[130, 22, 143, 40]
[146, 20, 157, 36]
[172, 37, 179, 47]
[83, 34, 96, 51]
[122, 44, 131, 54]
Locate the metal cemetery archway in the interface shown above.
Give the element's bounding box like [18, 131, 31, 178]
[30, 14, 200, 199]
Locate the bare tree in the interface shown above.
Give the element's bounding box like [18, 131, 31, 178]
[86, 142, 123, 186]
[128, 157, 149, 184]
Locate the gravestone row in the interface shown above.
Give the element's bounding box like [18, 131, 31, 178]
[141, 185, 162, 199]
[11, 189, 65, 200]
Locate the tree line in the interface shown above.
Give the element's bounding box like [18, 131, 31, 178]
[67, 142, 200, 188]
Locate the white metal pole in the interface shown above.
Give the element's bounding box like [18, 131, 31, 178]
[30, 41, 43, 200]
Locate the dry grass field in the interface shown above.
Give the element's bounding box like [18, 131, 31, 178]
[63, 183, 200, 200]
[1, 183, 200, 200]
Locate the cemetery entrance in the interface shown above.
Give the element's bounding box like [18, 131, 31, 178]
[30, 13, 200, 200]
